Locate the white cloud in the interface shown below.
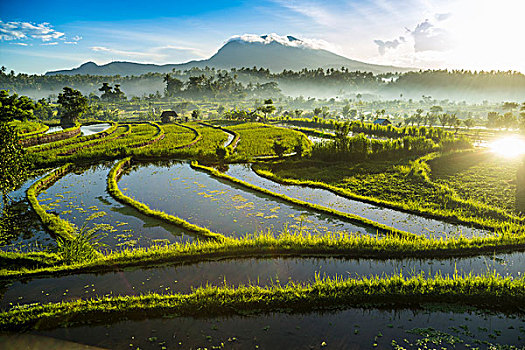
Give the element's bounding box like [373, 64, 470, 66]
[10, 42, 29, 46]
[227, 33, 335, 51]
[0, 21, 64, 42]
[41, 42, 58, 46]
[435, 13, 452, 21]
[407, 19, 452, 52]
[63, 35, 82, 44]
[374, 38, 402, 55]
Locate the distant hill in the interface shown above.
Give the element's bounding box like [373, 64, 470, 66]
[46, 34, 413, 76]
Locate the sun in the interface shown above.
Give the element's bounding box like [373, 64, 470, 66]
[489, 135, 525, 158]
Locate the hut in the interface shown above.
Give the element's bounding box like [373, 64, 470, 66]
[373, 118, 392, 126]
[160, 110, 179, 123]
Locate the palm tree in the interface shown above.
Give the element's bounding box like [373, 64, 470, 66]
[438, 113, 449, 128]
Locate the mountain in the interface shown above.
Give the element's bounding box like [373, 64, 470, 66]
[46, 34, 412, 76]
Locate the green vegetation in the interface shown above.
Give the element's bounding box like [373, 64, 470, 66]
[11, 120, 49, 137]
[57, 87, 88, 125]
[2, 84, 524, 345]
[254, 154, 524, 233]
[20, 122, 81, 147]
[430, 151, 525, 216]
[2, 272, 524, 330]
[26, 164, 76, 241]
[28, 121, 117, 152]
[231, 122, 311, 158]
[2, 227, 525, 280]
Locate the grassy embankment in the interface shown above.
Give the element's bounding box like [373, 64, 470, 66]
[11, 120, 49, 137]
[26, 164, 76, 242]
[28, 123, 161, 166]
[21, 123, 82, 147]
[1, 272, 524, 331]
[254, 151, 524, 234]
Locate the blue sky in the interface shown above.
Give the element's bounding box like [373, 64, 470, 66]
[1, 0, 524, 74]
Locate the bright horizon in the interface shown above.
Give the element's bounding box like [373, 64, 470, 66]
[1, 0, 524, 75]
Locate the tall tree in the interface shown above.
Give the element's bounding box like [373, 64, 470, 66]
[0, 90, 35, 122]
[256, 99, 276, 119]
[0, 91, 31, 206]
[164, 74, 183, 97]
[57, 87, 88, 125]
[438, 113, 449, 128]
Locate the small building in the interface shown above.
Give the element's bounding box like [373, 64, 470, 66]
[160, 110, 179, 124]
[373, 118, 392, 126]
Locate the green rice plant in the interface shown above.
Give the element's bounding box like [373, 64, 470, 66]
[1, 272, 523, 331]
[26, 164, 76, 241]
[21, 123, 82, 147]
[11, 120, 49, 138]
[56, 223, 105, 264]
[29, 123, 161, 166]
[2, 227, 525, 279]
[133, 122, 202, 158]
[429, 150, 525, 217]
[229, 122, 310, 159]
[198, 121, 240, 151]
[27, 121, 117, 153]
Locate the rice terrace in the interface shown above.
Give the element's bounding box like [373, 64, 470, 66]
[1, 1, 525, 349]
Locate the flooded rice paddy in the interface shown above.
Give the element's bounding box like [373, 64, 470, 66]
[80, 123, 111, 136]
[0, 173, 55, 252]
[43, 125, 63, 134]
[1, 252, 523, 309]
[2, 159, 524, 348]
[118, 162, 378, 238]
[223, 130, 235, 147]
[224, 164, 489, 238]
[16, 307, 525, 349]
[37, 162, 196, 250]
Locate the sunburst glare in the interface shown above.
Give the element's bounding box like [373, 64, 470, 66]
[489, 136, 525, 158]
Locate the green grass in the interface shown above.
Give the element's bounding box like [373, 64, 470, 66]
[28, 123, 162, 166]
[230, 122, 310, 158]
[254, 154, 525, 233]
[430, 150, 524, 216]
[1, 272, 524, 330]
[11, 120, 49, 137]
[21, 123, 81, 147]
[2, 227, 525, 279]
[27, 122, 117, 153]
[26, 164, 76, 242]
